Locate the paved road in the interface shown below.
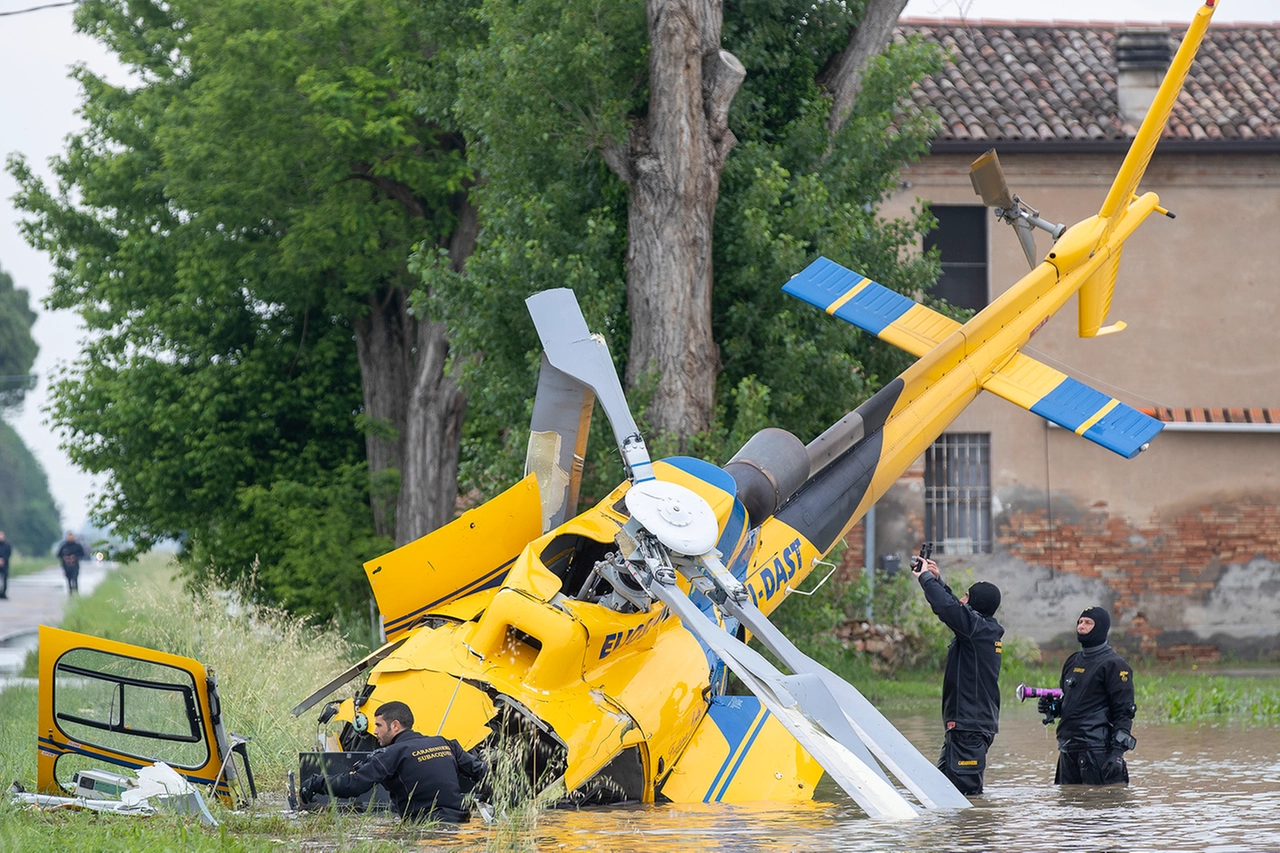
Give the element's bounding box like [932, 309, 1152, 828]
[0, 561, 113, 676]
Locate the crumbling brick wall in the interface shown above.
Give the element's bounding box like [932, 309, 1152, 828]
[994, 492, 1280, 658]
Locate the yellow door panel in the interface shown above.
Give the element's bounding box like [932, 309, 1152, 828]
[366, 474, 544, 639]
[37, 625, 252, 805]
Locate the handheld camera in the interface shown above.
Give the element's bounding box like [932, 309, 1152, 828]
[1014, 684, 1062, 703]
[1016, 683, 1064, 725]
[909, 541, 934, 572]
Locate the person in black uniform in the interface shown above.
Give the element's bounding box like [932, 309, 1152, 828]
[1038, 606, 1137, 785]
[912, 555, 1004, 795]
[300, 700, 487, 822]
[0, 531, 11, 599]
[55, 532, 85, 595]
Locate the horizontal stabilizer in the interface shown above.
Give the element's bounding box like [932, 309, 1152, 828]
[983, 353, 1163, 458]
[784, 257, 959, 357]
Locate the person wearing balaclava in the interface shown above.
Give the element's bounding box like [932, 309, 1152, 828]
[1037, 605, 1137, 785]
[912, 553, 1004, 795]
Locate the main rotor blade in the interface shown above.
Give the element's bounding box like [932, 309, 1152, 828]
[651, 580, 920, 819]
[723, 597, 971, 811]
[525, 289, 652, 482]
[526, 354, 594, 531]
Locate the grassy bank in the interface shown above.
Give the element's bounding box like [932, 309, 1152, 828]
[8, 553, 55, 579]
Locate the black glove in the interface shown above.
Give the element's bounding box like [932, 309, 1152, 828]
[1112, 730, 1137, 752]
[299, 774, 325, 802]
[1037, 695, 1061, 722]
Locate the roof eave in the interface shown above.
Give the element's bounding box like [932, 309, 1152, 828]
[927, 138, 1280, 156]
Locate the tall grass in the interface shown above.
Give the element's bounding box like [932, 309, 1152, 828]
[8, 553, 55, 579]
[1139, 674, 1280, 723]
[117, 579, 364, 787]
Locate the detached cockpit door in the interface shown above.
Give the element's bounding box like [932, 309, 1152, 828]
[37, 625, 255, 805]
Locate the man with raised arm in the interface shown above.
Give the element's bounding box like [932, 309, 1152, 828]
[913, 553, 1004, 795]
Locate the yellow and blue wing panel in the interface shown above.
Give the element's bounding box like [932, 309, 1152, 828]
[782, 256, 960, 357]
[983, 352, 1163, 459]
[660, 695, 823, 803]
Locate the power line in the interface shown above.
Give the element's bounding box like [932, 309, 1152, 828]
[0, 1, 79, 18]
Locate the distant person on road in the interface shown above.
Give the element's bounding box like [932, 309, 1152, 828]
[912, 553, 1004, 795]
[56, 532, 85, 596]
[0, 530, 11, 599]
[1038, 606, 1137, 785]
[299, 700, 487, 822]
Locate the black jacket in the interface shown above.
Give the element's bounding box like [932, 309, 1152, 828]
[919, 573, 1004, 734]
[0, 540, 10, 570]
[1056, 643, 1136, 752]
[324, 729, 487, 821]
[57, 540, 85, 572]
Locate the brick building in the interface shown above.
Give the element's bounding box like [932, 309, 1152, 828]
[870, 17, 1280, 658]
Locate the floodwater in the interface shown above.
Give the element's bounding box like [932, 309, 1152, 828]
[434, 706, 1280, 852]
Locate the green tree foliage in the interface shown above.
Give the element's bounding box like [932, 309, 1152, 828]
[0, 420, 62, 556]
[6, 0, 484, 615]
[437, 0, 947, 504]
[0, 265, 38, 412]
[712, 4, 947, 443]
[0, 262, 59, 554]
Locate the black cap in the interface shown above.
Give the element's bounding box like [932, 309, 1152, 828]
[967, 581, 1001, 617]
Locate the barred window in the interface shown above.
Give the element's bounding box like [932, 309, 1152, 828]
[924, 433, 992, 554]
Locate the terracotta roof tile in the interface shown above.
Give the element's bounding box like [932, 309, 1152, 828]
[1142, 407, 1280, 424]
[896, 20, 1280, 144]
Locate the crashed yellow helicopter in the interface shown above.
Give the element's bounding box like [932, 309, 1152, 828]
[32, 0, 1216, 820]
[283, 0, 1215, 819]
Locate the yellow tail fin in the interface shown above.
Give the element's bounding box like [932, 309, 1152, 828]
[1078, 248, 1125, 338]
[1097, 2, 1217, 225]
[1079, 1, 1217, 337]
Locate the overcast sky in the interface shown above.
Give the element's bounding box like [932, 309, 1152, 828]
[1, 0, 1276, 537]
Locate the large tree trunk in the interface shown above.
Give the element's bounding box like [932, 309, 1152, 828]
[353, 286, 464, 547]
[819, 0, 910, 136]
[603, 0, 744, 441]
[603, 0, 906, 444]
[354, 180, 476, 547]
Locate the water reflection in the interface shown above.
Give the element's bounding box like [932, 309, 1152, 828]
[511, 709, 1280, 852]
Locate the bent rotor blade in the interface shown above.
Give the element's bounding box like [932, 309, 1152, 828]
[526, 354, 594, 531]
[723, 597, 971, 811]
[526, 289, 652, 482]
[650, 580, 919, 819]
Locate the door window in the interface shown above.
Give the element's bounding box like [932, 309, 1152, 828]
[53, 648, 209, 769]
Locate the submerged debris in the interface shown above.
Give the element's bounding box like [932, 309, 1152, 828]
[10, 762, 219, 827]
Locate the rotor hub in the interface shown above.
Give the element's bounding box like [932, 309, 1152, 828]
[624, 480, 719, 556]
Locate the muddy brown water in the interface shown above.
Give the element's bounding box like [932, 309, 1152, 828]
[419, 705, 1280, 852]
